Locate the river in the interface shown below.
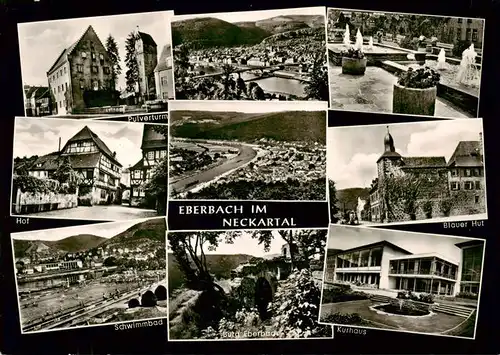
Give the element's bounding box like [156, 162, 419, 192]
[193, 64, 306, 97]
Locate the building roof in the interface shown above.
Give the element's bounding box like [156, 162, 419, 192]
[377, 150, 401, 163]
[334, 240, 413, 256]
[68, 153, 102, 169]
[141, 125, 167, 150]
[455, 239, 485, 249]
[447, 141, 483, 167]
[137, 31, 157, 47]
[25, 86, 50, 100]
[389, 252, 459, 266]
[63, 126, 122, 167]
[30, 152, 60, 171]
[130, 158, 144, 170]
[401, 156, 447, 168]
[154, 45, 172, 72]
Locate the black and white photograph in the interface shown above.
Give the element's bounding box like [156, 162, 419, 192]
[11, 117, 168, 221]
[326, 8, 484, 118]
[171, 7, 328, 101]
[167, 229, 332, 340]
[327, 118, 487, 225]
[11, 217, 167, 334]
[319, 224, 485, 339]
[169, 101, 327, 201]
[18, 11, 174, 118]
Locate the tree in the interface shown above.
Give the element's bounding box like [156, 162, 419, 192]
[328, 180, 339, 223]
[305, 52, 329, 101]
[125, 32, 139, 93]
[53, 156, 80, 186]
[105, 35, 121, 90]
[248, 82, 265, 100]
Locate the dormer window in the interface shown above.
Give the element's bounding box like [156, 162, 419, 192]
[36, 163, 42, 168]
[81, 52, 87, 58]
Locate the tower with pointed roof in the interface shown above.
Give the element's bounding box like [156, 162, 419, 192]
[46, 25, 115, 115]
[134, 26, 158, 100]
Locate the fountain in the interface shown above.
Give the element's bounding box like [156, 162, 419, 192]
[456, 44, 479, 85]
[354, 29, 364, 51]
[368, 36, 374, 50]
[398, 299, 404, 311]
[436, 48, 446, 70]
[343, 24, 351, 46]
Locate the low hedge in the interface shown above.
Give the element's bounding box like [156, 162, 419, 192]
[322, 287, 369, 303]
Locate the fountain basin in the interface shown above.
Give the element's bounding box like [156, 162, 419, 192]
[342, 57, 367, 75]
[370, 303, 434, 318]
[328, 43, 426, 66]
[393, 83, 437, 116]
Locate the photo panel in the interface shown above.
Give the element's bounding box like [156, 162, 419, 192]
[18, 10, 174, 119]
[167, 100, 329, 231]
[327, 117, 487, 227]
[326, 8, 485, 118]
[166, 228, 333, 341]
[171, 7, 328, 102]
[11, 117, 168, 222]
[10, 217, 167, 334]
[319, 224, 486, 339]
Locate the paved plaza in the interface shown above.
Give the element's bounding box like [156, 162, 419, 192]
[329, 66, 472, 118]
[27, 204, 159, 220]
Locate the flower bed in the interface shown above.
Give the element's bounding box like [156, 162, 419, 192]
[373, 303, 430, 317]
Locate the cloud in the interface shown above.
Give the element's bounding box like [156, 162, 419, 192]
[329, 152, 379, 190]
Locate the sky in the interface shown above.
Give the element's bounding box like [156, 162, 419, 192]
[14, 117, 146, 168]
[18, 10, 173, 90]
[174, 6, 325, 23]
[170, 100, 327, 113]
[11, 218, 154, 241]
[327, 119, 484, 190]
[327, 225, 483, 263]
[167, 230, 285, 257]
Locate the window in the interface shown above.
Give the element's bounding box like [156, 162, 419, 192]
[466, 28, 472, 41]
[457, 28, 462, 40]
[65, 82, 68, 91]
[59, 101, 62, 108]
[103, 67, 110, 74]
[99, 53, 104, 61]
[162, 92, 168, 99]
[472, 29, 478, 42]
[147, 151, 154, 159]
[91, 53, 96, 61]
[64, 67, 66, 74]
[458, 18, 463, 23]
[133, 170, 141, 179]
[100, 189, 106, 199]
[464, 181, 474, 190]
[451, 169, 458, 177]
[465, 169, 472, 177]
[473, 168, 480, 177]
[467, 18, 473, 24]
[77, 64, 83, 73]
[161, 77, 169, 86]
[160, 150, 167, 158]
[91, 66, 98, 74]
[81, 52, 87, 58]
[475, 181, 481, 190]
[86, 169, 94, 179]
[475, 195, 480, 204]
[451, 182, 460, 190]
[57, 86, 61, 93]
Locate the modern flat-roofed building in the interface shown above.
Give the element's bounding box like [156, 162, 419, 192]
[455, 239, 484, 295]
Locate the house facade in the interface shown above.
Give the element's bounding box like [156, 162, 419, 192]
[24, 86, 51, 117]
[129, 125, 167, 207]
[134, 26, 158, 100]
[154, 44, 174, 101]
[327, 240, 462, 296]
[369, 127, 485, 223]
[46, 25, 115, 115]
[29, 126, 123, 205]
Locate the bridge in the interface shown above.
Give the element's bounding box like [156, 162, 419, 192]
[190, 63, 301, 80]
[17, 266, 118, 284]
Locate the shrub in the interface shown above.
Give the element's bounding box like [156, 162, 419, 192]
[418, 293, 434, 304]
[322, 312, 365, 325]
[422, 200, 433, 218]
[457, 292, 478, 300]
[417, 35, 426, 48]
[397, 291, 408, 299]
[439, 198, 453, 217]
[154, 285, 167, 301]
[128, 298, 140, 308]
[141, 290, 158, 307]
[341, 47, 365, 59]
[322, 287, 369, 303]
[397, 67, 440, 89]
[78, 197, 92, 206]
[14, 175, 60, 194]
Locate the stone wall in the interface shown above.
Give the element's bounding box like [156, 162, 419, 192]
[14, 188, 78, 214]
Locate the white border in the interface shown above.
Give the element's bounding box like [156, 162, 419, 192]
[18, 10, 175, 118]
[317, 223, 486, 340]
[326, 117, 488, 226]
[325, 7, 485, 119]
[10, 116, 168, 222]
[89, 111, 169, 124]
[10, 216, 168, 335]
[170, 7, 328, 103]
[166, 227, 334, 342]
[167, 100, 329, 202]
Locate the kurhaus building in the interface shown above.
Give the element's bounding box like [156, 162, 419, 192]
[369, 127, 485, 223]
[28, 126, 123, 205]
[325, 239, 484, 297]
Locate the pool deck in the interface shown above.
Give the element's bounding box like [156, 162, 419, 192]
[328, 65, 472, 118]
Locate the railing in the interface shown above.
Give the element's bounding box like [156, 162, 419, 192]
[389, 269, 457, 279]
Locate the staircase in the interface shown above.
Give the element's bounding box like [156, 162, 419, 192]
[433, 303, 475, 318]
[370, 294, 394, 304]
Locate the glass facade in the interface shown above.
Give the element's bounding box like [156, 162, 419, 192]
[389, 257, 457, 280]
[336, 247, 383, 269]
[460, 244, 484, 294]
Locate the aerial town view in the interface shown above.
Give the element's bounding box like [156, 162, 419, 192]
[327, 119, 487, 225]
[326, 9, 483, 118]
[167, 229, 332, 340]
[171, 7, 328, 101]
[18, 11, 174, 118]
[320, 225, 485, 338]
[11, 217, 167, 333]
[169, 101, 327, 201]
[12, 117, 168, 220]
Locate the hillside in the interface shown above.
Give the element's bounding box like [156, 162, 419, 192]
[103, 218, 166, 249]
[46, 234, 107, 253]
[172, 17, 270, 48]
[336, 187, 371, 211]
[13, 240, 57, 258]
[172, 15, 323, 48]
[171, 111, 326, 144]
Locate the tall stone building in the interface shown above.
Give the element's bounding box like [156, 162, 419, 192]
[46, 25, 115, 115]
[134, 26, 158, 100]
[369, 127, 485, 223]
[154, 44, 174, 100]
